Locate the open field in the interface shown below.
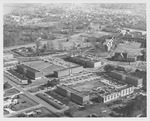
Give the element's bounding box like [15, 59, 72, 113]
[72, 80, 106, 92]
[4, 88, 20, 97]
[11, 94, 38, 111]
[4, 109, 9, 115]
[114, 42, 142, 56]
[4, 82, 12, 90]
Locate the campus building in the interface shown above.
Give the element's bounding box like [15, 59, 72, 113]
[67, 56, 102, 68]
[54, 66, 84, 77]
[56, 85, 90, 105]
[108, 71, 143, 87]
[100, 86, 134, 103]
[17, 60, 65, 80]
[113, 52, 137, 62]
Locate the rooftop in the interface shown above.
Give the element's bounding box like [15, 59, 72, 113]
[58, 85, 87, 97]
[22, 60, 51, 71]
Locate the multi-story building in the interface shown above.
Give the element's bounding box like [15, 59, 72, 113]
[54, 66, 84, 77]
[56, 85, 90, 105]
[100, 86, 134, 103]
[67, 56, 102, 68]
[108, 71, 143, 87]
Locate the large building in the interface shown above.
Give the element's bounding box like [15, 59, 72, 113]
[56, 85, 90, 105]
[17, 60, 65, 80]
[113, 52, 137, 62]
[108, 71, 143, 87]
[54, 66, 84, 77]
[100, 86, 134, 103]
[67, 56, 102, 68]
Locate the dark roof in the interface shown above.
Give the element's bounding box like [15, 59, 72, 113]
[18, 64, 40, 73]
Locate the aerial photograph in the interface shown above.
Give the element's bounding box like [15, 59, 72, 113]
[3, 3, 147, 118]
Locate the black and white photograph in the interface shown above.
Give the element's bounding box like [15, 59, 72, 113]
[2, 0, 148, 118]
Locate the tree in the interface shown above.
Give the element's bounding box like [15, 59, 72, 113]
[104, 65, 115, 72]
[47, 79, 60, 87]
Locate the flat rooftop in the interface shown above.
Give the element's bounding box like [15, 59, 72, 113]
[71, 56, 101, 63]
[22, 60, 51, 71]
[7, 69, 28, 80]
[42, 64, 65, 75]
[70, 76, 130, 97]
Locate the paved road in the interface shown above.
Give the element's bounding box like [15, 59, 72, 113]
[4, 75, 59, 116]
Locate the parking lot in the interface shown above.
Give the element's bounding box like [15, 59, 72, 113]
[41, 56, 77, 68]
[45, 91, 70, 105]
[60, 72, 101, 86]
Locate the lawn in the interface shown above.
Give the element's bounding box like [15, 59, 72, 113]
[10, 94, 38, 111]
[4, 82, 12, 90]
[4, 88, 20, 97]
[72, 80, 105, 92]
[114, 42, 142, 56]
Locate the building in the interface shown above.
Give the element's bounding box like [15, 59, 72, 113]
[101, 86, 134, 103]
[108, 71, 143, 87]
[54, 66, 84, 77]
[86, 60, 102, 68]
[17, 60, 65, 80]
[103, 39, 114, 51]
[54, 68, 70, 78]
[127, 55, 137, 62]
[125, 76, 143, 87]
[113, 52, 137, 62]
[108, 71, 125, 80]
[56, 85, 89, 105]
[3, 53, 13, 61]
[67, 56, 102, 68]
[17, 64, 42, 80]
[4, 58, 18, 67]
[71, 92, 90, 105]
[7, 70, 29, 84]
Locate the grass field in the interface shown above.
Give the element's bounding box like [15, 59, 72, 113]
[4, 82, 12, 90]
[72, 80, 105, 92]
[114, 42, 141, 56]
[11, 94, 38, 111]
[4, 88, 20, 97]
